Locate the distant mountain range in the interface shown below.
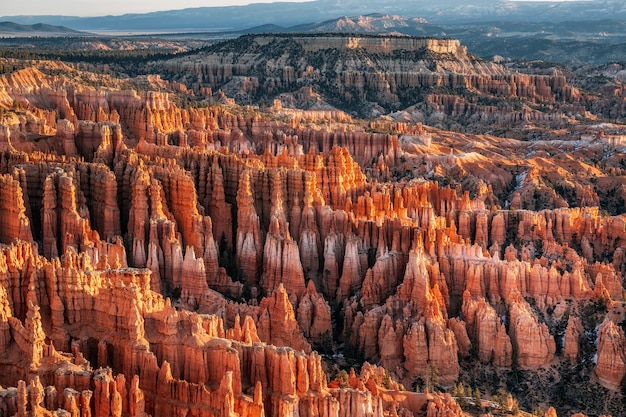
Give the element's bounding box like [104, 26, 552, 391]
[260, 14, 626, 40]
[2, 2, 625, 66]
[3, 0, 626, 32]
[0, 21, 81, 35]
[257, 14, 626, 64]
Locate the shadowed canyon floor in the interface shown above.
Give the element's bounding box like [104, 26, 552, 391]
[0, 34, 624, 417]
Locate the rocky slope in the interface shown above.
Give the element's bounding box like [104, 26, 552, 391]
[0, 36, 624, 417]
[151, 33, 626, 140]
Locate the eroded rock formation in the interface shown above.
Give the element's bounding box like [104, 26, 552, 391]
[0, 36, 624, 417]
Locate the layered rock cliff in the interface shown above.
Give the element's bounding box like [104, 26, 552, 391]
[154, 34, 592, 134]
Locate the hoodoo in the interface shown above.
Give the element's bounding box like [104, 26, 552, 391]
[0, 30, 624, 417]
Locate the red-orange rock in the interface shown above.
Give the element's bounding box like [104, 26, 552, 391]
[595, 317, 626, 390]
[462, 292, 512, 366]
[361, 249, 404, 309]
[507, 291, 556, 369]
[236, 170, 264, 286]
[378, 315, 404, 371]
[447, 318, 471, 358]
[257, 284, 312, 354]
[261, 217, 307, 300]
[564, 316, 583, 363]
[397, 249, 442, 318]
[321, 230, 343, 299]
[424, 310, 460, 385]
[9, 301, 46, 371]
[297, 280, 332, 346]
[2, 53, 626, 417]
[337, 235, 365, 299]
[0, 174, 33, 245]
[402, 320, 429, 380]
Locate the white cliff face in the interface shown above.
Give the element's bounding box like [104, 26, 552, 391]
[253, 35, 467, 55]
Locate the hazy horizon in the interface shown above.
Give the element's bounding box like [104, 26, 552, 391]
[0, 0, 592, 18]
[0, 0, 313, 18]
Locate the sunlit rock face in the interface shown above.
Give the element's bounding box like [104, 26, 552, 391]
[0, 33, 624, 417]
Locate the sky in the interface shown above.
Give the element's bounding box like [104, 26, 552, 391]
[1, 0, 312, 17]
